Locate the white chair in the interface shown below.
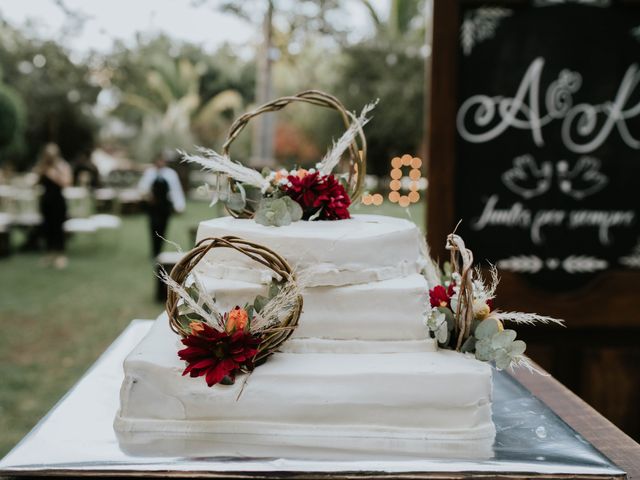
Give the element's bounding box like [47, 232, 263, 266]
[63, 218, 98, 234]
[90, 214, 122, 230]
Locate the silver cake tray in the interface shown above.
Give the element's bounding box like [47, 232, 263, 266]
[0, 320, 625, 478]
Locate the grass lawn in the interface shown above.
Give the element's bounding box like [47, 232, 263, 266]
[0, 199, 425, 456]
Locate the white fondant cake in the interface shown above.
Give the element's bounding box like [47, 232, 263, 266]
[195, 214, 427, 286]
[115, 214, 496, 459]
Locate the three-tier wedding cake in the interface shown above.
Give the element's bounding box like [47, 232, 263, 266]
[114, 214, 495, 459]
[112, 90, 526, 460]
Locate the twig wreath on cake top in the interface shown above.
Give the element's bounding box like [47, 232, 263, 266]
[423, 233, 564, 371]
[180, 90, 376, 226]
[161, 236, 304, 387]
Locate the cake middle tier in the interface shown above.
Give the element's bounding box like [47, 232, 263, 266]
[199, 273, 431, 352]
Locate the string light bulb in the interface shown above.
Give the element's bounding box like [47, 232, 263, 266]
[388, 155, 423, 205]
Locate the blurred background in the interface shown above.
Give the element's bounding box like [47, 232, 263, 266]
[0, 0, 429, 455]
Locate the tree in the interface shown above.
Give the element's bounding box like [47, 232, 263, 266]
[0, 83, 25, 165]
[103, 36, 251, 162]
[0, 20, 99, 169]
[331, 0, 427, 175]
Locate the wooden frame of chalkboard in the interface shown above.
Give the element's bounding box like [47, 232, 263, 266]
[427, 0, 640, 327]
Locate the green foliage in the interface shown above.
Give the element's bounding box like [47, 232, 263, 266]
[254, 195, 303, 226]
[0, 83, 26, 163]
[0, 24, 99, 169]
[473, 318, 527, 369]
[105, 35, 254, 161]
[253, 281, 281, 314]
[334, 42, 424, 176]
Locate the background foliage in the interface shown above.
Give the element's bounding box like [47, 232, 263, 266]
[0, 0, 427, 172]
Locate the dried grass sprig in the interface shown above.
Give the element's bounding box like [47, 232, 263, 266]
[180, 148, 270, 192]
[418, 234, 442, 288]
[159, 268, 225, 331]
[251, 269, 311, 332]
[471, 264, 499, 306]
[317, 101, 377, 176]
[510, 356, 549, 376]
[492, 311, 565, 327]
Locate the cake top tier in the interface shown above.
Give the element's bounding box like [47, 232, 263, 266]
[196, 214, 426, 287]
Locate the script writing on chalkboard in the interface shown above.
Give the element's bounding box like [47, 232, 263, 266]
[455, 2, 640, 289]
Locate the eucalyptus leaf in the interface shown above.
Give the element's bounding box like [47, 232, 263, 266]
[255, 198, 296, 226]
[443, 262, 453, 280]
[236, 182, 247, 204]
[268, 282, 281, 298]
[226, 191, 247, 211]
[185, 285, 200, 304]
[475, 318, 500, 340]
[437, 306, 455, 331]
[436, 323, 449, 344]
[461, 335, 477, 353]
[494, 349, 513, 370]
[244, 184, 263, 203]
[281, 195, 303, 221]
[474, 338, 493, 361]
[491, 329, 517, 349]
[253, 294, 269, 313]
[510, 339, 527, 356]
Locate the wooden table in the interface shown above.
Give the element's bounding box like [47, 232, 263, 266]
[511, 367, 640, 480]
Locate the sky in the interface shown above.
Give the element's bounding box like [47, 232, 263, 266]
[0, 0, 382, 54]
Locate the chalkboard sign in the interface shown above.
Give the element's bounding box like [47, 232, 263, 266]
[430, 0, 640, 291]
[427, 0, 640, 439]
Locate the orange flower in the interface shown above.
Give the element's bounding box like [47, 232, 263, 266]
[226, 306, 249, 333]
[274, 170, 287, 182]
[296, 168, 308, 179]
[190, 321, 205, 334]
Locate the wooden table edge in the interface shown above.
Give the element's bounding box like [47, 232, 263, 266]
[509, 365, 640, 480]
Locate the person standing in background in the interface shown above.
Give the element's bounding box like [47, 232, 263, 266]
[36, 143, 72, 269]
[138, 151, 186, 258]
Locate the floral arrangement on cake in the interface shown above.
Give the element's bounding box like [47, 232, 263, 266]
[161, 236, 304, 387]
[423, 233, 564, 371]
[180, 90, 374, 226]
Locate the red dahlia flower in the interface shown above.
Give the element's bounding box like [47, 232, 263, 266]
[429, 285, 451, 308]
[282, 171, 351, 220]
[178, 322, 260, 387]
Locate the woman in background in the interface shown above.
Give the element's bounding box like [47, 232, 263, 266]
[36, 143, 72, 269]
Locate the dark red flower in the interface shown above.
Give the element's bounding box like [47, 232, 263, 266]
[178, 322, 260, 387]
[429, 285, 451, 308]
[282, 171, 351, 220]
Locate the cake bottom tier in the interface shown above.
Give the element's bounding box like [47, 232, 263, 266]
[115, 317, 496, 460]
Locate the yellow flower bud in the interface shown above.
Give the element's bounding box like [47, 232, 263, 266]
[473, 299, 491, 320]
